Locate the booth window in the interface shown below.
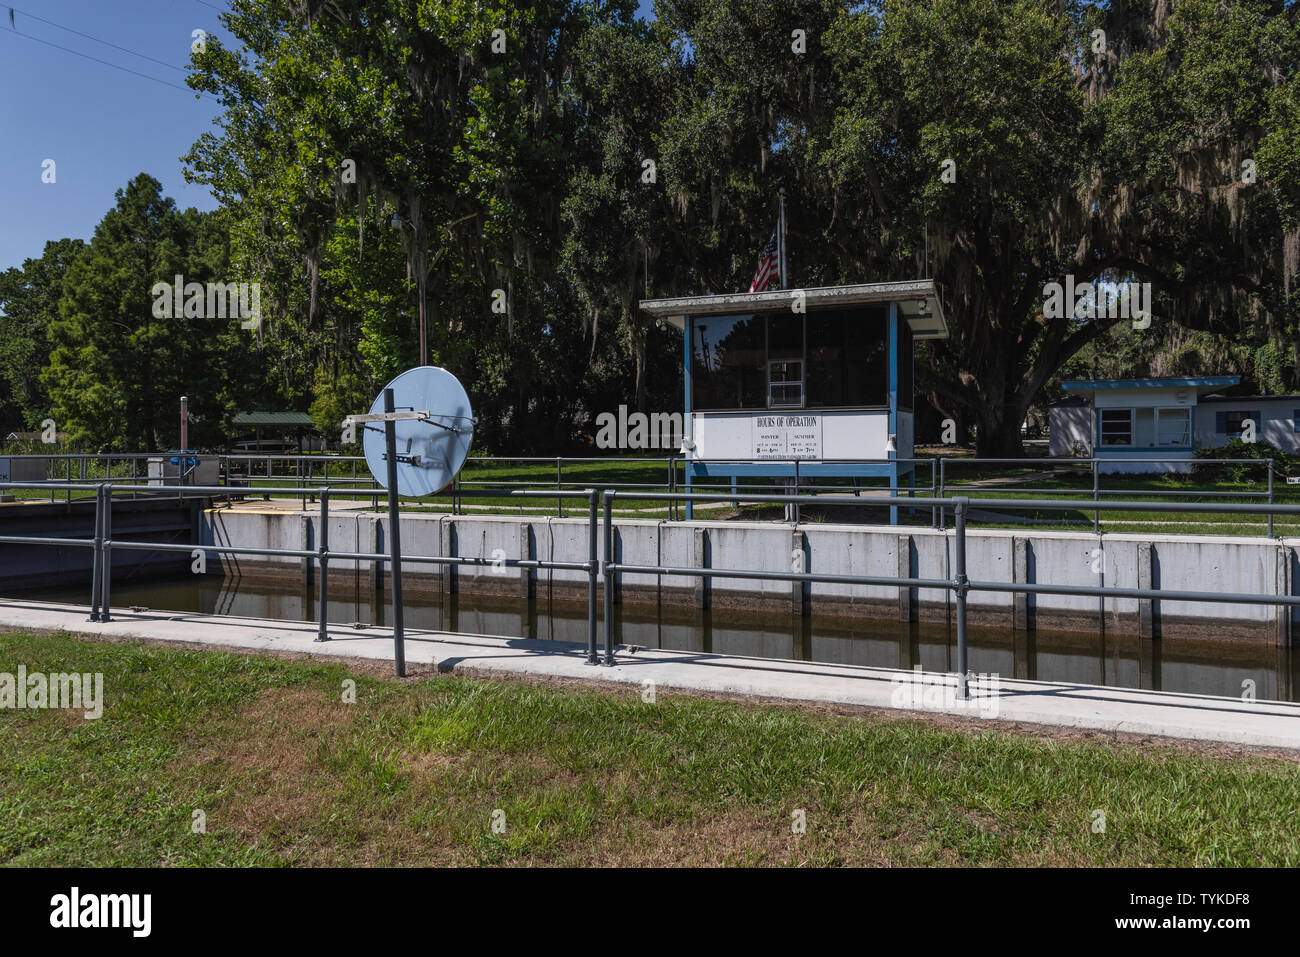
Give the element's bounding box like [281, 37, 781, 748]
[768, 360, 803, 407]
[805, 307, 888, 408]
[691, 314, 766, 410]
[691, 306, 889, 411]
[1100, 408, 1133, 446]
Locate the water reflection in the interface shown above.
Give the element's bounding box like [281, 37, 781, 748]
[19, 574, 1298, 703]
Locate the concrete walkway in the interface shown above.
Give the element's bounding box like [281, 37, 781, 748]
[2, 598, 1298, 750]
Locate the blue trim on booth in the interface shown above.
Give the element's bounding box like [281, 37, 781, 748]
[684, 317, 693, 519]
[888, 302, 899, 524]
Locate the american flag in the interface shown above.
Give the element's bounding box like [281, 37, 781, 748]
[748, 228, 779, 293]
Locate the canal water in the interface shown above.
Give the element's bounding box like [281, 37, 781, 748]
[20, 574, 1299, 703]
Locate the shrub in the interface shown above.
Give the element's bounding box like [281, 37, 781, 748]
[1194, 440, 1297, 482]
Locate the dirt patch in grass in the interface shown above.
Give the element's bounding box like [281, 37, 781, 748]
[190, 687, 353, 842]
[187, 688, 474, 866]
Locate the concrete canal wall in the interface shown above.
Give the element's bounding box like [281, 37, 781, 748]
[199, 507, 1299, 644]
[0, 498, 200, 591]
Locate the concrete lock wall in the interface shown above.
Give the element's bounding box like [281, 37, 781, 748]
[199, 508, 1299, 644]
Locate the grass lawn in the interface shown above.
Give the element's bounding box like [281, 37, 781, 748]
[3, 630, 1299, 867]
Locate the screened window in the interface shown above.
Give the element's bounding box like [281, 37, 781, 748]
[692, 314, 766, 410]
[692, 307, 890, 411]
[805, 307, 888, 408]
[1155, 407, 1190, 447]
[1100, 409, 1133, 446]
[768, 360, 803, 407]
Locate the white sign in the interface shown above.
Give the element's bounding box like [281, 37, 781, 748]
[752, 414, 821, 459]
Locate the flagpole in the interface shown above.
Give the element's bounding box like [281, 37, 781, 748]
[778, 191, 787, 289]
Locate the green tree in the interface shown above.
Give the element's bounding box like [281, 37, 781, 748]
[43, 175, 266, 450]
[0, 238, 85, 434]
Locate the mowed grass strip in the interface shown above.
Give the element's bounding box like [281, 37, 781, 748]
[1, 630, 1298, 867]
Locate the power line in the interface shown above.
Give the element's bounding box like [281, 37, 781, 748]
[7, 5, 188, 73]
[190, 0, 226, 11]
[0, 26, 209, 99]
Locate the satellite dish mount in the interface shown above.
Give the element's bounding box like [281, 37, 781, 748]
[341, 366, 474, 675]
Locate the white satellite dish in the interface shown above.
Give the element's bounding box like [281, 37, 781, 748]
[342, 365, 474, 677]
[352, 366, 474, 496]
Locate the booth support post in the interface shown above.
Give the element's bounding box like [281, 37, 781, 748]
[683, 311, 694, 521]
[888, 302, 900, 526]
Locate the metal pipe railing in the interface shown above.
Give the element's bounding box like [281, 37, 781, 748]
[600, 489, 1300, 698]
[3, 474, 1299, 700]
[4, 450, 1284, 530]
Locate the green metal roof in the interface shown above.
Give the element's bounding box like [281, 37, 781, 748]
[232, 411, 316, 427]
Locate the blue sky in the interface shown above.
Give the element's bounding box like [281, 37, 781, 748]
[0, 0, 658, 272]
[0, 0, 233, 271]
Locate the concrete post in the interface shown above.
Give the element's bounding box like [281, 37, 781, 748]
[693, 527, 709, 610]
[1277, 544, 1292, 648]
[441, 517, 457, 595]
[518, 522, 531, 600]
[1013, 537, 1029, 632]
[612, 525, 624, 605]
[301, 513, 312, 586]
[1137, 542, 1154, 641]
[897, 534, 911, 623]
[793, 529, 807, 618]
[367, 515, 381, 593]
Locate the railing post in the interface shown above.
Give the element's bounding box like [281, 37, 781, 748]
[88, 484, 103, 622]
[1092, 458, 1100, 534]
[556, 456, 563, 518]
[793, 459, 801, 525]
[99, 485, 112, 621]
[931, 457, 939, 529]
[938, 458, 946, 531]
[315, 487, 330, 642]
[602, 490, 615, 666]
[954, 496, 969, 699]
[668, 456, 677, 522]
[587, 489, 599, 665]
[1268, 459, 1275, 537]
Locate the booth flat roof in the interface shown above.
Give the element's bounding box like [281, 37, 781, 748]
[638, 280, 948, 339]
[1060, 376, 1240, 394]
